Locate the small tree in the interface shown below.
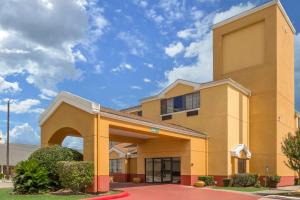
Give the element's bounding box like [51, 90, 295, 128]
[282, 130, 300, 184]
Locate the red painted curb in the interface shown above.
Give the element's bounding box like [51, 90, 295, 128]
[82, 191, 129, 200]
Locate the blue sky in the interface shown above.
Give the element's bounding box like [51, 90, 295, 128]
[0, 0, 299, 148]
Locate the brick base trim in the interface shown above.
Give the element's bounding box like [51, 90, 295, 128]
[180, 175, 199, 186]
[97, 175, 110, 192]
[128, 174, 145, 183]
[110, 173, 128, 182]
[87, 175, 110, 193]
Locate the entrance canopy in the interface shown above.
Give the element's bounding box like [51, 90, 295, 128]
[230, 144, 251, 159]
[39, 91, 207, 192]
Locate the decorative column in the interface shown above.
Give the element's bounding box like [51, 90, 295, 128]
[96, 118, 110, 192]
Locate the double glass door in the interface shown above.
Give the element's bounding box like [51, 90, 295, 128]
[145, 157, 180, 183]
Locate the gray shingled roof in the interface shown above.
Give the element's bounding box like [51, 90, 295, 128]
[0, 143, 39, 166]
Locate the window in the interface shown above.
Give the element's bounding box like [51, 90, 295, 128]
[238, 159, 246, 174]
[173, 96, 185, 112]
[137, 111, 142, 116]
[161, 92, 200, 115]
[109, 159, 122, 173]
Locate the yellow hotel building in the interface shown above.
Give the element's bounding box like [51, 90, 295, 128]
[40, 0, 300, 192]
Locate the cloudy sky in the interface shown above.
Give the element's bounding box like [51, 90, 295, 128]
[0, 0, 299, 149]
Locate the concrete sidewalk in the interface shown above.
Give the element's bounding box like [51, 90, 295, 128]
[0, 181, 13, 188]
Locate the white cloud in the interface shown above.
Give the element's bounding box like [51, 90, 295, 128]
[10, 123, 40, 145]
[146, 9, 164, 24]
[213, 2, 254, 24]
[0, 77, 21, 94]
[158, 0, 186, 23]
[130, 85, 142, 90]
[165, 42, 184, 57]
[134, 0, 148, 8]
[62, 136, 83, 150]
[118, 32, 147, 56]
[112, 63, 134, 73]
[198, 0, 219, 3]
[143, 78, 151, 83]
[39, 89, 57, 100]
[144, 63, 154, 68]
[94, 64, 103, 74]
[161, 2, 255, 87]
[73, 50, 87, 62]
[0, 99, 44, 114]
[0, 0, 108, 92]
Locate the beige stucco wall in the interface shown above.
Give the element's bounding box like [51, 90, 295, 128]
[40, 102, 96, 162]
[213, 4, 295, 176]
[141, 83, 249, 176]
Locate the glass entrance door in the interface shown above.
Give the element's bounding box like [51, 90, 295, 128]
[162, 158, 172, 182]
[153, 158, 162, 183]
[145, 157, 180, 183]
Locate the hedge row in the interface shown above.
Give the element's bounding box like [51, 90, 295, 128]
[13, 145, 93, 194]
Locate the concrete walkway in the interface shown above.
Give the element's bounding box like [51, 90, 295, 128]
[0, 181, 13, 188]
[111, 183, 259, 200]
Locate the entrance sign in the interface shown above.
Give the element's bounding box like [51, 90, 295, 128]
[150, 127, 159, 134]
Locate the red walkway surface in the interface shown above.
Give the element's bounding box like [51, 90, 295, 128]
[111, 183, 260, 200]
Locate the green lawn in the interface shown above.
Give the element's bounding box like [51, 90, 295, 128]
[211, 186, 268, 192]
[0, 188, 118, 200]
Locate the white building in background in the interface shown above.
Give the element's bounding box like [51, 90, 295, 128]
[0, 143, 39, 175]
[0, 131, 4, 144]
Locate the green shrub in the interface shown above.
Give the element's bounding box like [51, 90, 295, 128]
[223, 178, 232, 187]
[13, 160, 49, 194]
[232, 174, 259, 187]
[0, 173, 4, 179]
[295, 178, 300, 185]
[267, 175, 281, 188]
[29, 145, 83, 189]
[57, 161, 93, 193]
[198, 176, 215, 186]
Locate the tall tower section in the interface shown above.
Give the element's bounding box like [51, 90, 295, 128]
[213, 0, 295, 184]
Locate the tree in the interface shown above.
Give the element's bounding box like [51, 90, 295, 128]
[282, 130, 300, 183]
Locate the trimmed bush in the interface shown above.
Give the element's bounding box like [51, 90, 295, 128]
[198, 176, 215, 186]
[223, 178, 232, 187]
[295, 178, 300, 185]
[232, 174, 259, 187]
[267, 175, 281, 188]
[13, 160, 49, 194]
[0, 173, 4, 179]
[29, 145, 83, 189]
[57, 161, 93, 193]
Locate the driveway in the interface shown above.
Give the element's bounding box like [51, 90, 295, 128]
[111, 183, 259, 200]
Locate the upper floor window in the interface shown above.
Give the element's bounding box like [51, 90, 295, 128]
[161, 92, 200, 115]
[137, 111, 142, 116]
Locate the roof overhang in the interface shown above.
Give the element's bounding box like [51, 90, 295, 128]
[230, 144, 252, 159]
[39, 91, 100, 125]
[296, 112, 300, 118]
[120, 105, 142, 113]
[212, 0, 296, 34]
[109, 147, 126, 158]
[141, 78, 251, 103]
[39, 91, 206, 139]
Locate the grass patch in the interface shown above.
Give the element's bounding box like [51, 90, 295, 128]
[0, 188, 119, 200]
[211, 186, 268, 192]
